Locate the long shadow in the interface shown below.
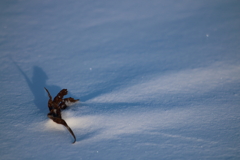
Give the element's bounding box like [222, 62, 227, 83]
[77, 128, 103, 142]
[12, 62, 62, 114]
[80, 75, 141, 102]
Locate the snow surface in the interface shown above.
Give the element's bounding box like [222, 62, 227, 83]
[0, 0, 240, 159]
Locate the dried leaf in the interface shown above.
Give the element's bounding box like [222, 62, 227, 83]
[44, 87, 79, 143]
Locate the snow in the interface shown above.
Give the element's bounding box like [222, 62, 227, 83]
[0, 0, 240, 159]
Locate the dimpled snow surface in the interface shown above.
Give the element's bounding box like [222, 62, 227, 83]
[0, 0, 240, 159]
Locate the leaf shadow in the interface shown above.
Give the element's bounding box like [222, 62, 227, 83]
[12, 61, 62, 113]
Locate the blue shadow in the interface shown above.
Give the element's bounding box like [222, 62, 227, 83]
[13, 62, 62, 113]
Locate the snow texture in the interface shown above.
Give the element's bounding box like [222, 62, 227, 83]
[0, 0, 240, 159]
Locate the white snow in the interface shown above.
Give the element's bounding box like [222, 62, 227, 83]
[0, 0, 240, 159]
[88, 63, 240, 103]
